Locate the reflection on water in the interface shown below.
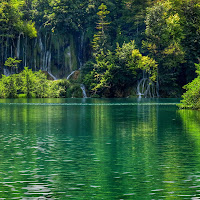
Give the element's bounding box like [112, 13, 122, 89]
[0, 98, 200, 199]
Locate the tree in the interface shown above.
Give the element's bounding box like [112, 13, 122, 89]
[143, 1, 185, 97]
[92, 3, 110, 56]
[4, 57, 21, 73]
[0, 0, 37, 38]
[20, 67, 36, 98]
[84, 41, 157, 97]
[172, 0, 200, 83]
[121, 0, 156, 46]
[0, 74, 18, 98]
[44, 0, 91, 32]
[34, 71, 49, 98]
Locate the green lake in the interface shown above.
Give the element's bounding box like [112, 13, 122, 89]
[0, 98, 200, 199]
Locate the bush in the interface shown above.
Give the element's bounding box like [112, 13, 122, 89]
[178, 64, 200, 109]
[0, 68, 70, 98]
[66, 83, 83, 98]
[0, 75, 18, 98]
[48, 80, 70, 98]
[82, 41, 157, 97]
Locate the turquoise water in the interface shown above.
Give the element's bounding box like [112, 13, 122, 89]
[0, 98, 200, 199]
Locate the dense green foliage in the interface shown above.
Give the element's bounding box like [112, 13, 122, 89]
[4, 57, 21, 73]
[92, 3, 110, 56]
[83, 41, 157, 97]
[143, 1, 184, 96]
[179, 64, 200, 110]
[0, 67, 71, 98]
[0, 0, 37, 38]
[0, 0, 200, 101]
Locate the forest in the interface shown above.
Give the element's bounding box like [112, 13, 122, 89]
[0, 0, 200, 108]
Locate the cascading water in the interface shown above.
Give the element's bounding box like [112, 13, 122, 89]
[24, 36, 28, 67]
[80, 84, 87, 98]
[17, 34, 21, 58]
[39, 35, 45, 70]
[34, 57, 37, 71]
[47, 72, 57, 80]
[47, 51, 51, 72]
[137, 77, 158, 98]
[78, 31, 85, 68]
[67, 70, 76, 80]
[66, 69, 87, 98]
[3, 68, 10, 77]
[67, 46, 72, 71]
[137, 78, 147, 98]
[0, 30, 80, 79]
[43, 51, 51, 71]
[11, 46, 13, 58]
[5, 37, 8, 60]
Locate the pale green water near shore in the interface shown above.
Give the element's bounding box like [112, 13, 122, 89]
[0, 98, 200, 199]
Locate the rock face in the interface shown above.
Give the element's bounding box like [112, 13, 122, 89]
[0, 28, 87, 78]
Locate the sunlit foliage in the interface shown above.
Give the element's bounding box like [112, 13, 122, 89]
[0, 0, 37, 38]
[179, 63, 200, 110]
[83, 41, 157, 97]
[0, 67, 70, 98]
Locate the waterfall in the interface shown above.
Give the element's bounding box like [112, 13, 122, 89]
[17, 34, 21, 58]
[34, 38, 37, 71]
[137, 77, 158, 98]
[137, 78, 147, 98]
[48, 52, 52, 72]
[45, 51, 52, 72]
[78, 31, 85, 68]
[44, 51, 48, 71]
[38, 33, 52, 72]
[67, 46, 72, 71]
[22, 36, 24, 66]
[57, 41, 60, 65]
[39, 35, 45, 70]
[11, 46, 13, 58]
[24, 36, 28, 67]
[39, 36, 44, 52]
[47, 71, 57, 80]
[0, 30, 80, 80]
[5, 37, 8, 60]
[34, 57, 37, 71]
[43, 34, 47, 70]
[67, 70, 76, 80]
[3, 68, 10, 76]
[80, 84, 87, 98]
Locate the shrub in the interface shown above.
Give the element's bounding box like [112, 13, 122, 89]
[179, 64, 200, 109]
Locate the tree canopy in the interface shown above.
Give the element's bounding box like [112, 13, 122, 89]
[0, 0, 200, 102]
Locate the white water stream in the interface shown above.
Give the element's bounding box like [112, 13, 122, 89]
[80, 84, 87, 98]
